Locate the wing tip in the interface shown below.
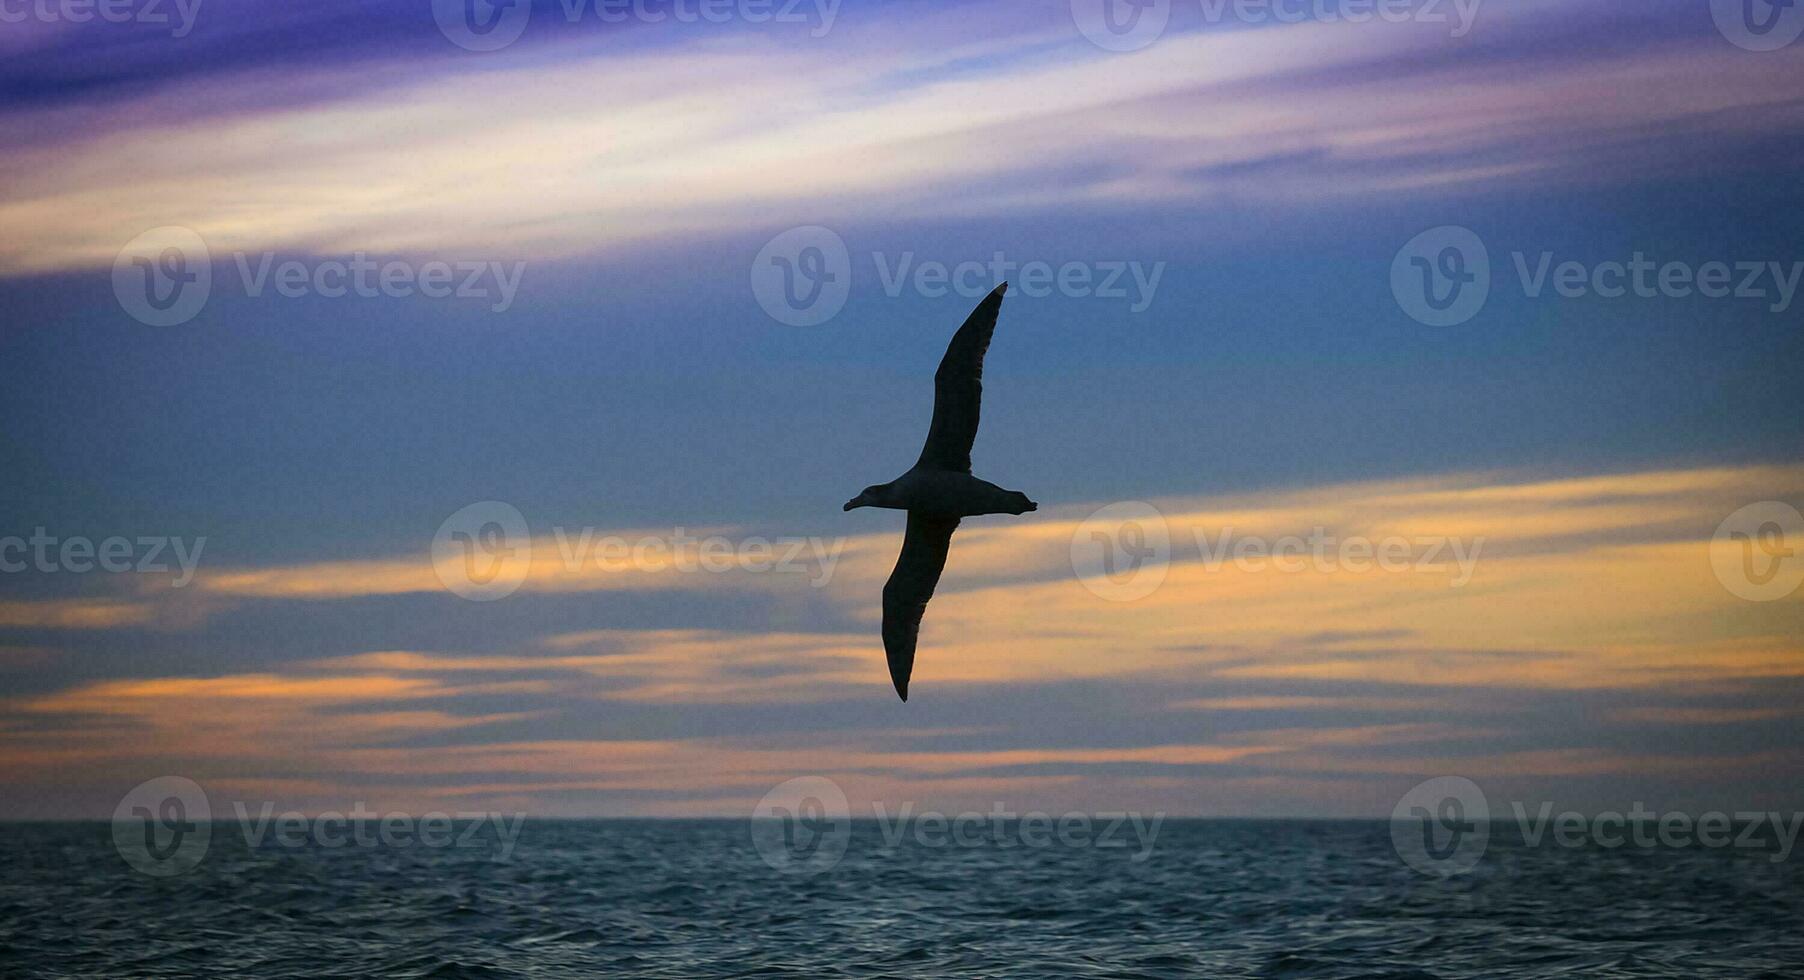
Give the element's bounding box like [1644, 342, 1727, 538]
[892, 676, 910, 702]
[955, 281, 1006, 332]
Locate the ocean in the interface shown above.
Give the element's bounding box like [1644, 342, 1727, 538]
[3, 819, 1800, 978]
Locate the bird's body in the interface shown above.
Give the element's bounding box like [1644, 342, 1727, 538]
[852, 468, 1036, 518]
[844, 283, 1036, 701]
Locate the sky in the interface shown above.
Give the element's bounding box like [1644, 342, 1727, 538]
[1, 0, 1801, 819]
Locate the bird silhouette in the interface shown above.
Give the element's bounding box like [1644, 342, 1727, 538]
[844, 283, 1038, 701]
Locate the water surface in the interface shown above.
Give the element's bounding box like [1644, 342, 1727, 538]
[3, 820, 1799, 977]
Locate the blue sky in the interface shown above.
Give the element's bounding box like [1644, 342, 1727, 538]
[1, 0, 1801, 818]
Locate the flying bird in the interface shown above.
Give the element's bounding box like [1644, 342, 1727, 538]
[844, 283, 1038, 701]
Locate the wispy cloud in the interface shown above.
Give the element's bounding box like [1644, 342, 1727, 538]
[3, 0, 1798, 275]
[5, 462, 1799, 815]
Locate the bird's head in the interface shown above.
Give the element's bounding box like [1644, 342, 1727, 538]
[844, 485, 887, 511]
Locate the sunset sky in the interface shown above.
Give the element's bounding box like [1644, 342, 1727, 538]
[1, 0, 1801, 819]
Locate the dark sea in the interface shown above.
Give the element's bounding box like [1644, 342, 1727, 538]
[3, 819, 1800, 978]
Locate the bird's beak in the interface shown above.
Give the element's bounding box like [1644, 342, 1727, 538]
[843, 497, 862, 511]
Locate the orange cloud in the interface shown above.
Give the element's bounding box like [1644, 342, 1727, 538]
[0, 598, 158, 629]
[4, 462, 1799, 814]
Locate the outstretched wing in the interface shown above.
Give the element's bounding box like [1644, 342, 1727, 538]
[881, 513, 961, 701]
[916, 283, 1007, 473]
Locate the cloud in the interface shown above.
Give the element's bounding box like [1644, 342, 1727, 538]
[3, 461, 1800, 815]
[0, 597, 160, 628]
[1605, 705, 1794, 725]
[2, 0, 1799, 275]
